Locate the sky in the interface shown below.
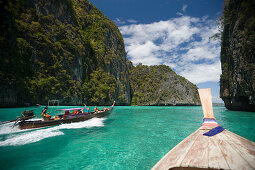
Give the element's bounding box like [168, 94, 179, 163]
[89, 0, 224, 103]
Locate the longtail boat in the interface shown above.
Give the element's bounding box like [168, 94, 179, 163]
[17, 101, 115, 130]
[152, 88, 255, 170]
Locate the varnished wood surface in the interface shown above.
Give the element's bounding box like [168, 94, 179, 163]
[198, 89, 215, 119]
[152, 126, 255, 170]
[153, 88, 255, 169]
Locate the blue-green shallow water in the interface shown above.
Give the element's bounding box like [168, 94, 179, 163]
[0, 106, 255, 169]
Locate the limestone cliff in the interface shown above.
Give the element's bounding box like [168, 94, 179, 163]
[0, 0, 201, 107]
[220, 0, 255, 111]
[129, 64, 200, 106]
[0, 0, 130, 106]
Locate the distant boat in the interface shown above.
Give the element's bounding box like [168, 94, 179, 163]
[152, 88, 255, 170]
[0, 101, 115, 130]
[18, 101, 115, 129]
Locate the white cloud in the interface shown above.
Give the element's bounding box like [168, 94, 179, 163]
[127, 41, 158, 58]
[126, 41, 162, 65]
[119, 16, 221, 84]
[176, 12, 183, 16]
[121, 16, 200, 51]
[164, 62, 177, 69]
[127, 19, 137, 24]
[177, 4, 188, 16]
[180, 61, 222, 84]
[182, 4, 188, 12]
[184, 46, 218, 61]
[114, 18, 125, 25]
[212, 95, 224, 103]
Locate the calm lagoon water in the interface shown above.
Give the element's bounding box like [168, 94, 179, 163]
[0, 106, 255, 169]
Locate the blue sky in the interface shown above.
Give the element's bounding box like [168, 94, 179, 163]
[90, 0, 224, 103]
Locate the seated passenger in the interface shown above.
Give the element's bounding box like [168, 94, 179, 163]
[72, 110, 78, 114]
[54, 116, 60, 120]
[78, 109, 82, 114]
[103, 106, 107, 111]
[64, 110, 70, 115]
[41, 106, 51, 121]
[85, 107, 90, 114]
[41, 106, 48, 115]
[83, 104, 90, 114]
[94, 106, 99, 112]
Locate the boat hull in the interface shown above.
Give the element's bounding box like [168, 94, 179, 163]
[18, 107, 113, 130]
[152, 126, 255, 170]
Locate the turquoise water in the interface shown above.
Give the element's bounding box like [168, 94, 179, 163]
[0, 106, 255, 169]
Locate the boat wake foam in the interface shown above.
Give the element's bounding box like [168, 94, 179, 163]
[0, 117, 105, 146]
[0, 123, 22, 135]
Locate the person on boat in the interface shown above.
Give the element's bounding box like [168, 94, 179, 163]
[64, 110, 70, 115]
[72, 110, 78, 114]
[112, 101, 115, 107]
[42, 106, 48, 114]
[41, 106, 51, 121]
[63, 110, 70, 119]
[94, 106, 98, 112]
[85, 107, 89, 114]
[78, 109, 83, 114]
[54, 115, 60, 120]
[83, 104, 89, 115]
[103, 106, 107, 111]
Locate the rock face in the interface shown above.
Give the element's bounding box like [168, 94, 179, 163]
[0, 0, 130, 106]
[220, 0, 255, 111]
[129, 64, 200, 106]
[0, 0, 200, 107]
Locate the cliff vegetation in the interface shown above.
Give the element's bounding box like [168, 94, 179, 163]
[129, 64, 200, 106]
[220, 0, 255, 111]
[0, 0, 130, 106]
[0, 0, 200, 107]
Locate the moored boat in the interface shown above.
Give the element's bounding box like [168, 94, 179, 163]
[18, 101, 115, 130]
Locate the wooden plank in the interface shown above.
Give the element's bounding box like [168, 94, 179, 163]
[218, 130, 255, 169]
[152, 129, 203, 170]
[208, 133, 230, 169]
[152, 88, 255, 169]
[216, 131, 254, 170]
[198, 89, 215, 119]
[180, 129, 209, 169]
[227, 130, 255, 155]
[200, 125, 216, 130]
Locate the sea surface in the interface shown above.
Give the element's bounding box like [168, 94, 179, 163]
[0, 106, 254, 169]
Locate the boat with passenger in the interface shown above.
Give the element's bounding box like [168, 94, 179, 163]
[8, 101, 115, 130]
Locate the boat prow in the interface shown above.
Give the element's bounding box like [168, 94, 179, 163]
[152, 89, 255, 170]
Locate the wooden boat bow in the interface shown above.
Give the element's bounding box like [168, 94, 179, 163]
[152, 88, 255, 170]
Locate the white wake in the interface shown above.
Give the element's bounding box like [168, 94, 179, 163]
[0, 117, 105, 146]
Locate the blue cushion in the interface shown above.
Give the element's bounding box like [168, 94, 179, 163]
[203, 126, 224, 137]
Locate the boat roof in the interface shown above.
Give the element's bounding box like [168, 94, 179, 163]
[56, 108, 85, 111]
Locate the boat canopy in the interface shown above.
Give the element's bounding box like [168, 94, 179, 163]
[56, 108, 85, 111]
